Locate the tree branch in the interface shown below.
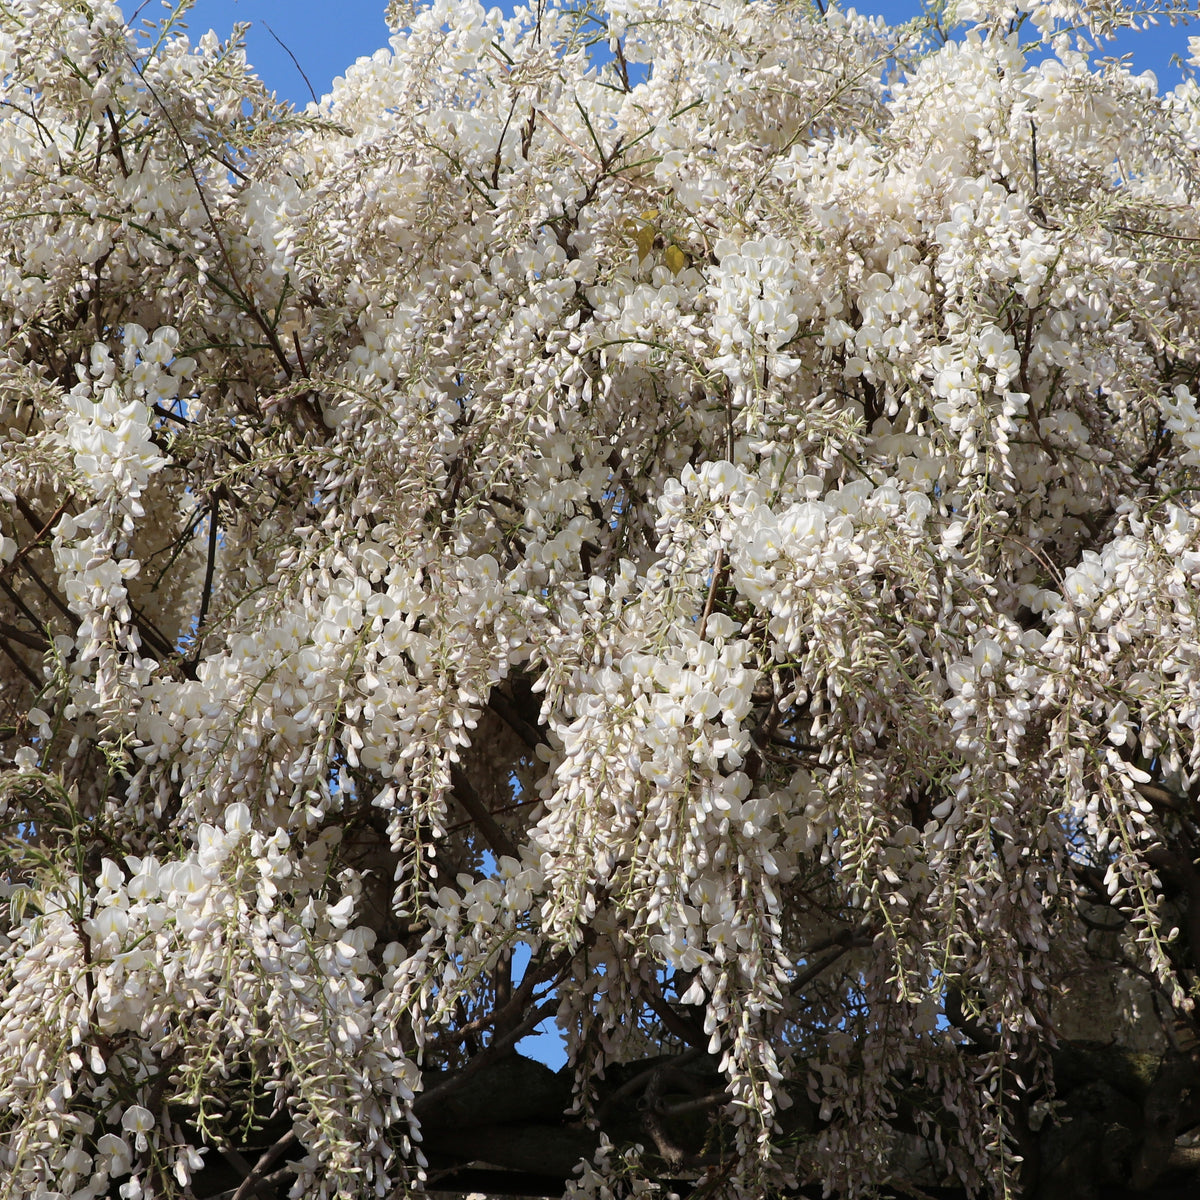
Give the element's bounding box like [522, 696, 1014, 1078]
[944, 984, 999, 1053]
[414, 996, 559, 1118]
[189, 499, 220, 665]
[0, 633, 41, 687]
[487, 687, 543, 752]
[0, 619, 48, 652]
[229, 1130, 298, 1200]
[449, 763, 519, 859]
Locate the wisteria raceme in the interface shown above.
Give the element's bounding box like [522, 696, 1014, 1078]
[2, 0, 1200, 1197]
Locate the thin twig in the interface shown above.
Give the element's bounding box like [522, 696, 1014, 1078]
[696, 547, 725, 643]
[263, 22, 318, 105]
[0, 494, 71, 580]
[126, 52, 296, 378]
[190, 499, 219, 661]
[1030, 118, 1039, 197]
[291, 327, 308, 377]
[492, 95, 519, 191]
[152, 402, 191, 426]
[104, 106, 130, 177]
[425, 948, 570, 1052]
[614, 37, 632, 92]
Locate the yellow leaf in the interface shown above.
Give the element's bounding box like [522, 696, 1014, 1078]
[664, 244, 687, 274]
[636, 224, 655, 260]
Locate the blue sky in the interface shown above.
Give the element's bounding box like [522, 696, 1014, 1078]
[177, 0, 1194, 107]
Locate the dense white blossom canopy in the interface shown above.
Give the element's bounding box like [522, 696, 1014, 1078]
[2, 0, 1200, 1197]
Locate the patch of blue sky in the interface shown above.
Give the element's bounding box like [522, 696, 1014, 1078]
[181, 0, 1194, 111]
[510, 939, 571, 1066]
